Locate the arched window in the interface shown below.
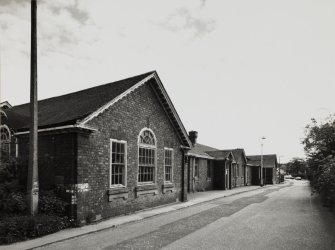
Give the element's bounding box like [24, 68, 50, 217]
[139, 129, 155, 145]
[0, 125, 11, 154]
[138, 128, 156, 183]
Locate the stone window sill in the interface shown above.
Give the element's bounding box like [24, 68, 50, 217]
[135, 184, 158, 198]
[107, 187, 129, 201]
[162, 183, 175, 194]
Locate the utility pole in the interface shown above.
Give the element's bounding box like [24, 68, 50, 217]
[0, 45, 2, 159]
[260, 137, 266, 186]
[278, 155, 283, 183]
[27, 0, 39, 215]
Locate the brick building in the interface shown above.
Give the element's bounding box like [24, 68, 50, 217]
[1, 71, 280, 224]
[229, 149, 248, 188]
[247, 154, 278, 184]
[2, 71, 192, 224]
[186, 131, 260, 192]
[187, 131, 217, 192]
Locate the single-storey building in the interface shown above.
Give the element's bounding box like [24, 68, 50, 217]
[247, 155, 278, 184]
[1, 71, 192, 224]
[187, 131, 260, 192]
[187, 131, 217, 192]
[230, 149, 248, 188]
[1, 71, 281, 224]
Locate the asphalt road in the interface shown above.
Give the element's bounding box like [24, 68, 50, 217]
[38, 180, 335, 250]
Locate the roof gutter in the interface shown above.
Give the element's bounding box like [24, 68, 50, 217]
[14, 124, 97, 135]
[180, 145, 191, 150]
[188, 152, 215, 160]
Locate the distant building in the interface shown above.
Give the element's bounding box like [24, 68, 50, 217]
[187, 131, 260, 192]
[247, 155, 278, 184]
[187, 132, 217, 192]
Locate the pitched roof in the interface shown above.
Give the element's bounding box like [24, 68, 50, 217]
[206, 150, 235, 160]
[6, 71, 191, 147]
[188, 145, 248, 162]
[231, 149, 243, 159]
[231, 148, 248, 164]
[212, 148, 246, 162]
[188, 143, 219, 159]
[247, 154, 278, 168]
[7, 71, 154, 130]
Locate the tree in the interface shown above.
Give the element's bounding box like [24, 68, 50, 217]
[0, 109, 5, 158]
[286, 158, 307, 177]
[302, 115, 335, 206]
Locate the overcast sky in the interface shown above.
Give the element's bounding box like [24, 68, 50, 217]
[1, 0, 335, 163]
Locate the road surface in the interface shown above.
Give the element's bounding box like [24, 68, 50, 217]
[38, 180, 335, 250]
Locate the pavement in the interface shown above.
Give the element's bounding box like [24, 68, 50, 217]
[1, 183, 286, 250]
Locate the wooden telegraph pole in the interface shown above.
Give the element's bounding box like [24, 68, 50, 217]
[27, 0, 39, 215]
[0, 46, 2, 159]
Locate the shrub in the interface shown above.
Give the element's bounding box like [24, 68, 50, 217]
[0, 190, 69, 217]
[39, 190, 68, 216]
[0, 191, 27, 215]
[0, 151, 18, 183]
[0, 215, 70, 244]
[1, 188, 69, 221]
[0, 153, 26, 217]
[303, 116, 335, 210]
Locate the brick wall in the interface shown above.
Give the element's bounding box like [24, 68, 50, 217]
[233, 154, 247, 187]
[234, 163, 244, 187]
[191, 158, 213, 192]
[16, 132, 77, 190]
[206, 160, 214, 190]
[245, 166, 252, 185]
[76, 82, 184, 224]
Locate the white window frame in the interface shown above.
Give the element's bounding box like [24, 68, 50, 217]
[137, 128, 157, 185]
[164, 147, 174, 183]
[109, 139, 127, 188]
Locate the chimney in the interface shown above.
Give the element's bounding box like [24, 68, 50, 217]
[189, 131, 198, 145]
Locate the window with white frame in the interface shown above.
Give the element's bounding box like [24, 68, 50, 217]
[0, 125, 11, 154]
[138, 129, 156, 183]
[110, 139, 127, 187]
[164, 148, 173, 182]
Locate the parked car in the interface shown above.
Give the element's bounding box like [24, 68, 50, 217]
[284, 175, 293, 179]
[295, 176, 302, 180]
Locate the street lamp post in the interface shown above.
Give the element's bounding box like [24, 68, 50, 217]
[260, 137, 266, 187]
[278, 155, 284, 183]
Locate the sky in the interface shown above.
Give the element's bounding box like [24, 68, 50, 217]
[1, 0, 335, 163]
